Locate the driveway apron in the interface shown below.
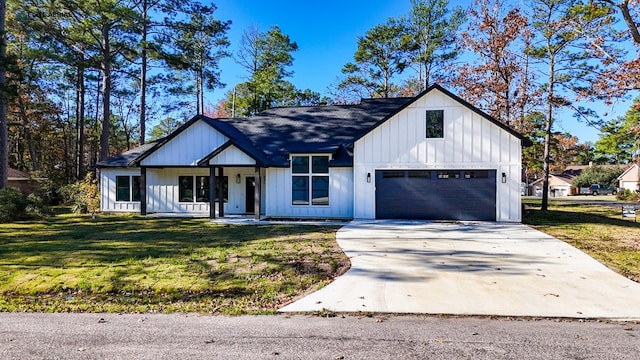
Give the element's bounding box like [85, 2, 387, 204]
[280, 221, 640, 319]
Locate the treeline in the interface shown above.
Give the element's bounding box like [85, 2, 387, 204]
[0, 0, 639, 210]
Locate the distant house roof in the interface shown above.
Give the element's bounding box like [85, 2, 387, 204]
[8, 168, 30, 180]
[618, 163, 639, 180]
[530, 174, 575, 187]
[562, 163, 629, 177]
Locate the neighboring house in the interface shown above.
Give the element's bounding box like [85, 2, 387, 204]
[618, 163, 639, 192]
[529, 174, 575, 197]
[97, 84, 532, 222]
[8, 168, 40, 194]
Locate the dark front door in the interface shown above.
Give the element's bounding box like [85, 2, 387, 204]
[245, 177, 255, 213]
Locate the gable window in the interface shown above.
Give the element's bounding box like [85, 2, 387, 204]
[116, 175, 141, 202]
[291, 155, 329, 206]
[426, 110, 444, 138]
[179, 176, 228, 203]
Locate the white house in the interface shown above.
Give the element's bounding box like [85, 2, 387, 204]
[529, 174, 575, 197]
[618, 163, 639, 192]
[98, 85, 532, 222]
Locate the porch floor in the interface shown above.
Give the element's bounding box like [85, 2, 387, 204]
[144, 213, 349, 226]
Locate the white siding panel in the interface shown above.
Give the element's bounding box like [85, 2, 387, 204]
[209, 145, 256, 166]
[353, 88, 524, 221]
[141, 120, 228, 166]
[100, 168, 141, 213]
[265, 167, 353, 219]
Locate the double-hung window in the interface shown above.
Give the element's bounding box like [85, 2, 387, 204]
[179, 176, 228, 203]
[292, 155, 329, 206]
[116, 175, 140, 202]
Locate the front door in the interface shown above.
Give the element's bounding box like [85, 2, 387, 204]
[245, 177, 255, 214]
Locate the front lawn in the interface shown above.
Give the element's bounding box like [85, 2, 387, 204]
[523, 199, 640, 282]
[0, 212, 348, 314]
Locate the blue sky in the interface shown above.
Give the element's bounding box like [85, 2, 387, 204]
[207, 0, 634, 144]
[213, 0, 414, 98]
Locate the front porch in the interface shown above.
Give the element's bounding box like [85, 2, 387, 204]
[139, 166, 264, 220]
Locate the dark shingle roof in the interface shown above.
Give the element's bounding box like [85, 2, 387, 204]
[96, 141, 159, 167]
[223, 97, 414, 165]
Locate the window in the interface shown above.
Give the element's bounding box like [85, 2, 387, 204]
[437, 171, 460, 179]
[292, 156, 309, 173]
[116, 175, 141, 202]
[426, 110, 444, 138]
[408, 171, 431, 178]
[464, 171, 489, 179]
[291, 155, 329, 206]
[292, 176, 309, 205]
[179, 176, 228, 203]
[195, 176, 209, 202]
[132, 176, 141, 201]
[382, 171, 405, 178]
[179, 176, 194, 202]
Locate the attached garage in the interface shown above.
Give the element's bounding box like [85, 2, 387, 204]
[375, 170, 496, 221]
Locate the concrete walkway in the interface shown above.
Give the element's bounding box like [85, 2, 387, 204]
[280, 221, 640, 320]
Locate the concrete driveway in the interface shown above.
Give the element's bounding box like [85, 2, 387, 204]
[280, 221, 640, 320]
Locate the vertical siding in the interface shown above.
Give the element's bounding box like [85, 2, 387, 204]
[265, 167, 353, 219]
[146, 167, 259, 215]
[210, 146, 256, 166]
[353, 89, 523, 222]
[141, 120, 228, 166]
[100, 168, 141, 212]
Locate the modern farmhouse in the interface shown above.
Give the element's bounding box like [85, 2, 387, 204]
[98, 84, 532, 222]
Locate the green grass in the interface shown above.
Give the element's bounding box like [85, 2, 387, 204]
[0, 211, 348, 314]
[523, 199, 640, 282]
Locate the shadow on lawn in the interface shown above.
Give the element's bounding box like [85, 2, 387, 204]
[523, 203, 640, 228]
[0, 214, 335, 268]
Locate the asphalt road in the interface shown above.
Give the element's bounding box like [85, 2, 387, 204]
[1, 313, 638, 359]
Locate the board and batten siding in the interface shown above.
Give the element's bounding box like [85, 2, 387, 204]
[141, 120, 228, 166]
[208, 145, 256, 166]
[100, 168, 141, 212]
[353, 89, 522, 222]
[146, 167, 259, 214]
[265, 167, 353, 219]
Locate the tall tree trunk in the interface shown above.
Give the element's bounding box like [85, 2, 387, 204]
[139, 0, 148, 145]
[541, 56, 555, 211]
[0, 0, 7, 188]
[99, 25, 111, 162]
[76, 64, 85, 179]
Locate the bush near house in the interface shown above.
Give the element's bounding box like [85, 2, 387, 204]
[60, 173, 100, 214]
[0, 188, 51, 223]
[617, 189, 640, 201]
[571, 165, 624, 189]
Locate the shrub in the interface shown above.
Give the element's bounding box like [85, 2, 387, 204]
[61, 173, 100, 214]
[0, 188, 28, 222]
[617, 188, 640, 202]
[0, 188, 51, 223]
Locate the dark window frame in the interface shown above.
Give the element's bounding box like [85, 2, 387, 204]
[116, 175, 141, 202]
[180, 176, 228, 203]
[116, 176, 131, 202]
[426, 110, 444, 138]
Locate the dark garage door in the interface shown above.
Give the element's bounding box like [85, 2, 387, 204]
[375, 170, 496, 221]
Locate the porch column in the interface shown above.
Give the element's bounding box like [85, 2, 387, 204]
[209, 166, 216, 219]
[218, 166, 225, 217]
[254, 167, 261, 220]
[140, 166, 147, 215]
